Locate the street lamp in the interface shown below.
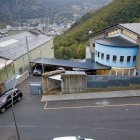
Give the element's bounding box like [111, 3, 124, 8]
[12, 75, 21, 140]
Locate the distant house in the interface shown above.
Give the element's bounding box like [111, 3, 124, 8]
[88, 23, 140, 75]
[0, 31, 54, 93]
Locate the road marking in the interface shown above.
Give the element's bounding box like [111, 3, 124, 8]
[44, 102, 48, 109]
[44, 103, 140, 110]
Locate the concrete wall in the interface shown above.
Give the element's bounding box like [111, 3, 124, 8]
[0, 62, 15, 83]
[61, 74, 87, 94]
[42, 70, 65, 95]
[48, 79, 61, 91]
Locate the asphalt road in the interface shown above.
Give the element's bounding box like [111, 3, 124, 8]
[0, 76, 140, 140]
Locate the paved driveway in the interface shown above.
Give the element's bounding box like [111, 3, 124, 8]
[17, 75, 42, 94]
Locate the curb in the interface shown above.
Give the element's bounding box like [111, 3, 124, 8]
[41, 90, 140, 102]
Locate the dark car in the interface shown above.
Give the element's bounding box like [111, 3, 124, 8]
[0, 88, 23, 113]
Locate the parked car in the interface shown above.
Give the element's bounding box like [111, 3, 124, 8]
[0, 88, 23, 113]
[53, 136, 94, 140]
[33, 67, 42, 76]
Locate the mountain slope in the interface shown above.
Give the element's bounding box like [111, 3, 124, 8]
[54, 0, 140, 59]
[0, 0, 112, 23]
[0, 0, 47, 22]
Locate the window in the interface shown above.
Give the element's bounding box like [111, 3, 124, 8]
[93, 43, 95, 48]
[133, 56, 136, 62]
[101, 53, 104, 59]
[113, 55, 117, 62]
[7, 95, 12, 101]
[19, 67, 23, 74]
[120, 56, 124, 62]
[106, 54, 110, 61]
[127, 56, 131, 62]
[98, 52, 100, 57]
[13, 92, 17, 96]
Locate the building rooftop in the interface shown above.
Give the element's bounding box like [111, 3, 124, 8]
[119, 23, 140, 36]
[0, 31, 52, 60]
[0, 58, 13, 70]
[96, 36, 139, 47]
[31, 57, 110, 70]
[65, 71, 86, 75]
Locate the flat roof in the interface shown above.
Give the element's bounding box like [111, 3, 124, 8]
[0, 31, 52, 60]
[96, 36, 138, 47]
[49, 75, 61, 81]
[31, 58, 111, 70]
[65, 71, 86, 75]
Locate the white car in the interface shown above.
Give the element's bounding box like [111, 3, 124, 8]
[53, 136, 94, 140]
[33, 67, 42, 76]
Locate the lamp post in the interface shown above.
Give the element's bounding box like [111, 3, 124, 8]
[11, 75, 21, 140]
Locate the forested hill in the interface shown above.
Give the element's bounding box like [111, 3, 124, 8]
[54, 0, 140, 60]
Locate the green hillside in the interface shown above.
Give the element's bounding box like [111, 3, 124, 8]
[54, 0, 140, 59]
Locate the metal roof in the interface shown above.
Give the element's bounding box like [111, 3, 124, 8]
[93, 23, 140, 38]
[31, 57, 110, 70]
[96, 36, 138, 47]
[119, 23, 140, 36]
[0, 31, 52, 60]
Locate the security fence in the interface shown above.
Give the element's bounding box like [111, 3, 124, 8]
[87, 75, 140, 89]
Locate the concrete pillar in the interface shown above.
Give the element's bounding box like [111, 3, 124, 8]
[109, 70, 112, 75]
[122, 69, 124, 76]
[133, 69, 136, 76]
[115, 70, 118, 76]
[128, 70, 130, 76]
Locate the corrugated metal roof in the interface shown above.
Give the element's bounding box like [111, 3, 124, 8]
[31, 58, 111, 70]
[96, 36, 138, 47]
[119, 23, 140, 36]
[0, 32, 52, 60]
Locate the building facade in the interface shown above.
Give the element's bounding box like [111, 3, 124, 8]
[88, 23, 140, 75]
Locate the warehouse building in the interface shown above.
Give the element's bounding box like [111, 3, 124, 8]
[0, 31, 54, 93]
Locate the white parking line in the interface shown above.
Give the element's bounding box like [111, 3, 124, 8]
[44, 102, 48, 109]
[44, 103, 140, 110]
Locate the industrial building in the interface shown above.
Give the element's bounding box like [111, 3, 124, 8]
[0, 31, 54, 93]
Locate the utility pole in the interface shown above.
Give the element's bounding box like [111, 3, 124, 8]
[25, 36, 32, 73]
